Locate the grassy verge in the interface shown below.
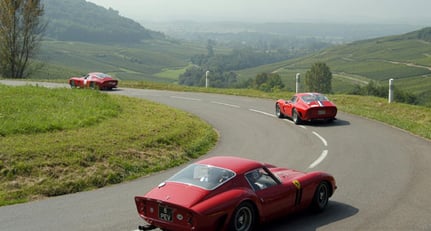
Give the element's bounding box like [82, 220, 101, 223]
[0, 84, 217, 206]
[0, 85, 120, 136]
[332, 94, 431, 140]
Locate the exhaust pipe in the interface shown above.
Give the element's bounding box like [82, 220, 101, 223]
[138, 224, 156, 231]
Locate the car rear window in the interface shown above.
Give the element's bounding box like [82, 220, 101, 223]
[167, 164, 235, 190]
[95, 73, 110, 78]
[301, 94, 329, 103]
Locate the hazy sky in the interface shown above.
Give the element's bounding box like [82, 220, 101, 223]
[87, 0, 431, 25]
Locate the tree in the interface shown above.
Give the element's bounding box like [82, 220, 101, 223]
[0, 0, 46, 78]
[350, 81, 419, 105]
[179, 66, 238, 88]
[305, 62, 332, 93]
[252, 73, 285, 92]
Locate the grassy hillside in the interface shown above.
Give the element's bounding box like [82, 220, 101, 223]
[236, 27, 431, 105]
[33, 39, 206, 82]
[42, 0, 163, 43]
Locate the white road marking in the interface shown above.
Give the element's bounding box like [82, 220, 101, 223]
[284, 120, 294, 125]
[308, 150, 328, 169]
[249, 109, 276, 117]
[248, 109, 329, 168]
[312, 131, 328, 146]
[211, 101, 241, 108]
[171, 96, 201, 101]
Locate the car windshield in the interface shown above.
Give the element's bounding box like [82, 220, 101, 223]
[301, 94, 329, 103]
[167, 164, 235, 190]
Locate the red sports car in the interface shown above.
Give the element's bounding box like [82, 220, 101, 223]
[68, 72, 118, 90]
[134, 156, 336, 231]
[276, 92, 337, 124]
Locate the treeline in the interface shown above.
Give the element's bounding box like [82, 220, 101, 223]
[350, 81, 419, 105]
[190, 47, 292, 72]
[389, 27, 431, 43]
[179, 66, 238, 88]
[179, 40, 295, 88]
[42, 0, 163, 43]
[238, 73, 285, 92]
[179, 67, 285, 92]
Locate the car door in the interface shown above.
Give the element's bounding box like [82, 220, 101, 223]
[246, 168, 296, 221]
[282, 96, 297, 117]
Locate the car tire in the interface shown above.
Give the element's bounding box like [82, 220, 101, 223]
[311, 181, 329, 212]
[275, 104, 284, 118]
[70, 81, 76, 88]
[229, 201, 256, 231]
[292, 109, 302, 124]
[89, 82, 99, 90]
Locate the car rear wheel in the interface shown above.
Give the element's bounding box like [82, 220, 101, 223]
[89, 82, 99, 90]
[311, 182, 329, 212]
[229, 202, 256, 231]
[70, 81, 76, 88]
[275, 104, 284, 118]
[292, 109, 302, 124]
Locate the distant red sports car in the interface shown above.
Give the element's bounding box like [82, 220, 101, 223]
[276, 93, 337, 124]
[135, 156, 336, 231]
[68, 72, 118, 90]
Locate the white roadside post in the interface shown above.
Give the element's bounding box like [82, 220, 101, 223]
[296, 73, 301, 93]
[205, 70, 210, 88]
[388, 78, 394, 103]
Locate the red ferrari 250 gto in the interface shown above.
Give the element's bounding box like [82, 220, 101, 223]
[275, 92, 337, 124]
[135, 156, 336, 231]
[68, 72, 118, 90]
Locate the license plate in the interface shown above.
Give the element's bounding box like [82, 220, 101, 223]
[158, 205, 173, 222]
[318, 110, 326, 115]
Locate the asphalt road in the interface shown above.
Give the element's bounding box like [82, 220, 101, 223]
[1, 82, 430, 231]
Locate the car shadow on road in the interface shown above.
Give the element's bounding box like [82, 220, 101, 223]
[256, 201, 358, 231]
[297, 118, 351, 127]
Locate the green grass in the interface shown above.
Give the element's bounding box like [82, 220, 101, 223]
[154, 64, 193, 82]
[0, 85, 120, 136]
[0, 84, 217, 206]
[331, 94, 431, 140]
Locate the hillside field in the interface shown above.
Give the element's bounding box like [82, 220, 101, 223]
[237, 32, 431, 105]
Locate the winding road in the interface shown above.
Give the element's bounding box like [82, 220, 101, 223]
[1, 81, 430, 230]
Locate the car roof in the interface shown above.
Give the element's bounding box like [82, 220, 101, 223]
[89, 72, 109, 76]
[295, 92, 322, 97]
[196, 156, 264, 174]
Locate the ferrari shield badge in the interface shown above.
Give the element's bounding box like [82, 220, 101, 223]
[292, 180, 301, 189]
